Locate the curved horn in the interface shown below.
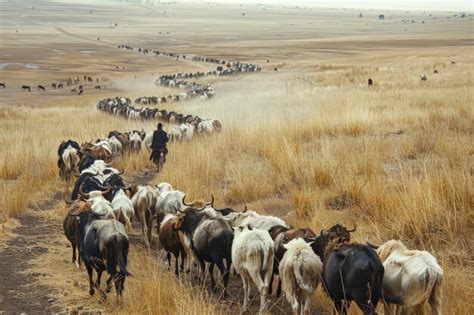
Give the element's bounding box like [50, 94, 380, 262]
[101, 186, 112, 196]
[366, 238, 380, 249]
[64, 198, 74, 205]
[207, 194, 215, 207]
[116, 167, 125, 175]
[182, 194, 193, 207]
[74, 172, 82, 178]
[347, 224, 357, 232]
[79, 184, 89, 199]
[242, 205, 248, 213]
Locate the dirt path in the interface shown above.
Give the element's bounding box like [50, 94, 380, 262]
[0, 212, 61, 313]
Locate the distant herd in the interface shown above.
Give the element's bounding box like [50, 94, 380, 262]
[0, 75, 103, 95]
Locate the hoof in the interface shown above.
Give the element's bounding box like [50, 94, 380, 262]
[89, 288, 95, 296]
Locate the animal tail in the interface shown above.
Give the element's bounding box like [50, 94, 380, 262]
[294, 254, 313, 293]
[106, 234, 119, 276]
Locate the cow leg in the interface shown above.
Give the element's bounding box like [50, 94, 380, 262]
[429, 282, 442, 315]
[268, 271, 274, 295]
[276, 277, 282, 297]
[72, 243, 76, 264]
[86, 264, 95, 295]
[96, 270, 103, 289]
[303, 294, 311, 315]
[214, 259, 228, 298]
[199, 259, 206, 284]
[354, 297, 376, 315]
[241, 273, 251, 311]
[166, 251, 172, 269]
[209, 263, 217, 294]
[179, 249, 186, 273]
[145, 211, 153, 245]
[139, 211, 150, 249]
[174, 253, 179, 277]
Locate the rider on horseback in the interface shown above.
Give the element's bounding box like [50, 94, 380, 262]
[150, 123, 169, 165]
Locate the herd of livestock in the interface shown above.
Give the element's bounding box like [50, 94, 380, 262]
[96, 97, 222, 141]
[118, 44, 261, 104]
[58, 130, 443, 314]
[0, 75, 102, 95]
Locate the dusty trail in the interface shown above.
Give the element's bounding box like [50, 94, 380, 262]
[0, 211, 62, 313]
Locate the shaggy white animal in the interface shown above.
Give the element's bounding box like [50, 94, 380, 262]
[372, 239, 443, 315]
[279, 238, 323, 315]
[111, 188, 134, 232]
[232, 225, 274, 313]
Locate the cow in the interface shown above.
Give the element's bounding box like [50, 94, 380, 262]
[128, 132, 142, 153]
[78, 89, 83, 96]
[21, 85, 31, 92]
[69, 208, 130, 297]
[79, 186, 115, 219]
[367, 239, 443, 315]
[421, 74, 428, 81]
[159, 214, 186, 276]
[95, 85, 101, 90]
[268, 226, 317, 297]
[111, 187, 134, 232]
[227, 207, 287, 230]
[318, 240, 403, 314]
[58, 140, 81, 181]
[279, 238, 323, 315]
[63, 199, 91, 267]
[232, 224, 274, 312]
[107, 136, 123, 156]
[58, 83, 64, 89]
[0, 83, 6, 88]
[38, 85, 46, 91]
[130, 185, 158, 249]
[368, 78, 373, 86]
[188, 217, 233, 297]
[78, 152, 98, 172]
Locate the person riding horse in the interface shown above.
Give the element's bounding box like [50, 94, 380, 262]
[150, 123, 169, 165]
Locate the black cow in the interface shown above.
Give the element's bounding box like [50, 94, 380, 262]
[368, 78, 373, 86]
[78, 152, 97, 172]
[174, 208, 233, 298]
[0, 83, 6, 88]
[38, 85, 46, 91]
[71, 174, 107, 200]
[71, 209, 130, 297]
[21, 85, 31, 92]
[319, 242, 402, 314]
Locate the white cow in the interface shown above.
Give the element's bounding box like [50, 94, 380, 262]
[232, 225, 274, 313]
[111, 188, 134, 232]
[61, 146, 81, 181]
[131, 185, 158, 249]
[107, 136, 122, 156]
[368, 239, 443, 315]
[279, 238, 323, 315]
[169, 126, 182, 141]
[228, 209, 288, 230]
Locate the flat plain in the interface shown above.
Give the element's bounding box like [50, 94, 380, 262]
[0, 0, 473, 314]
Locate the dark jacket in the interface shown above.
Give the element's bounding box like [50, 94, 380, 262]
[151, 129, 169, 150]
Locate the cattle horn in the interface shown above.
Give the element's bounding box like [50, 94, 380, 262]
[101, 186, 112, 196]
[366, 238, 380, 249]
[242, 205, 248, 213]
[207, 194, 215, 207]
[348, 225, 357, 232]
[116, 167, 125, 175]
[64, 198, 75, 205]
[182, 194, 193, 207]
[79, 184, 90, 200]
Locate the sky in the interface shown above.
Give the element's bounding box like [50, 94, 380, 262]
[173, 0, 473, 12]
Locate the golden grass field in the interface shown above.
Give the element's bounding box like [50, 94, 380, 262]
[0, 0, 473, 314]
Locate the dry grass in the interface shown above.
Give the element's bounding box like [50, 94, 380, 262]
[0, 32, 473, 315]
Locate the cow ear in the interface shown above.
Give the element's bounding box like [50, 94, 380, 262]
[282, 243, 289, 250]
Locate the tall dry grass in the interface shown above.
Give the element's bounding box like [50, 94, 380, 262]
[0, 49, 473, 314]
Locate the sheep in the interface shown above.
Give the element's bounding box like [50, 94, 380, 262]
[232, 225, 274, 313]
[279, 238, 323, 315]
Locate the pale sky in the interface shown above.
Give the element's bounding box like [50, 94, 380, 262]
[176, 0, 473, 12]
